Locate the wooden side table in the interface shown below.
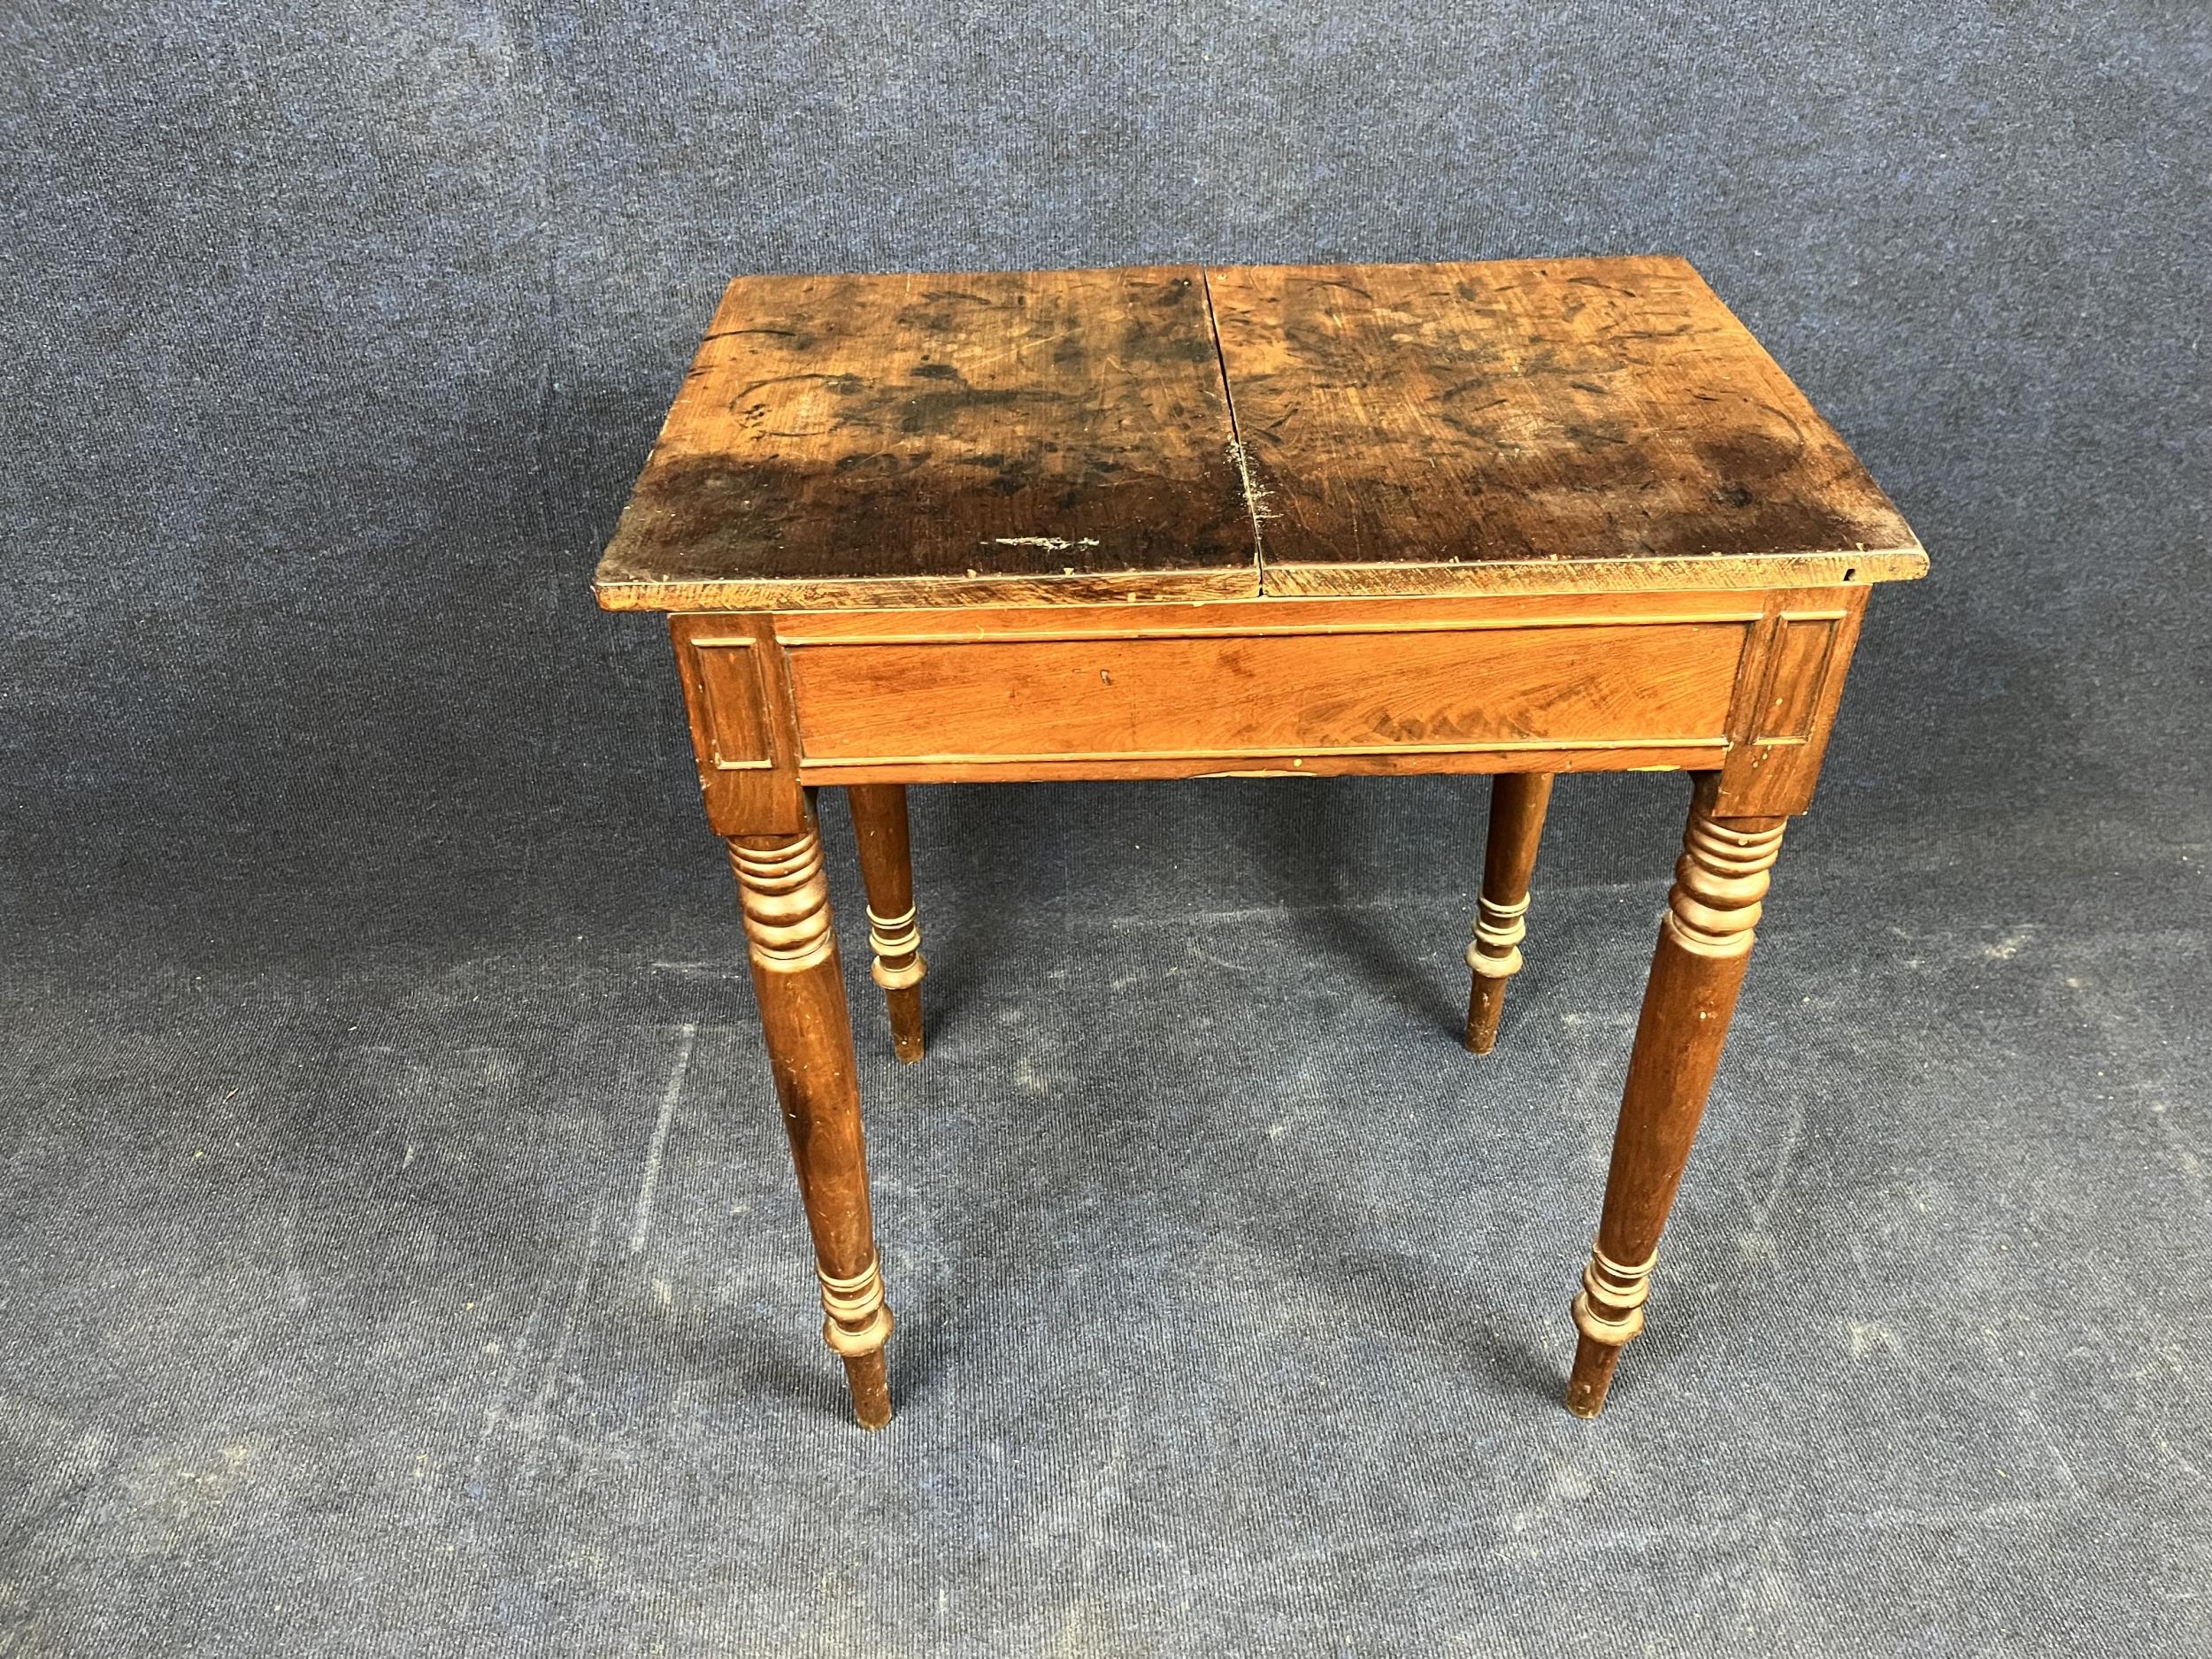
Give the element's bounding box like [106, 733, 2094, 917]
[595, 257, 1925, 1429]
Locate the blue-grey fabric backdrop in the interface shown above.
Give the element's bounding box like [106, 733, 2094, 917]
[4, 4, 2207, 1654]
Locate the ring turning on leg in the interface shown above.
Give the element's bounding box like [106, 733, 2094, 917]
[1465, 772, 1554, 1054]
[867, 905, 926, 991]
[848, 785, 928, 1063]
[1467, 891, 1530, 979]
[817, 1254, 895, 1426]
[818, 1254, 894, 1357]
[731, 833, 839, 973]
[1572, 1243, 1657, 1347]
[1566, 775, 1786, 1417]
[1566, 1244, 1657, 1416]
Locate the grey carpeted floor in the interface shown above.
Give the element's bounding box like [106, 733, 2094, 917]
[4, 4, 2208, 1654]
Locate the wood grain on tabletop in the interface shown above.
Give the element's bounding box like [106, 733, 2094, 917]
[595, 265, 1256, 610]
[1205, 256, 1925, 595]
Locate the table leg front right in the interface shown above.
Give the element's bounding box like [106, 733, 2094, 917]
[1566, 774, 1788, 1417]
[728, 806, 895, 1429]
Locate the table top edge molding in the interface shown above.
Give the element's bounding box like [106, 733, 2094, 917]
[598, 548, 1925, 614]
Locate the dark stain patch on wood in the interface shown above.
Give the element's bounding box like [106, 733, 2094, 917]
[1206, 257, 1919, 577]
[596, 266, 1255, 596]
[608, 450, 1248, 583]
[595, 257, 1925, 611]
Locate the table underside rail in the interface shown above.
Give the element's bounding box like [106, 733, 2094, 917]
[672, 587, 1869, 831]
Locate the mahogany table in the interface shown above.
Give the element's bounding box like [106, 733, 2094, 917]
[594, 257, 1925, 1429]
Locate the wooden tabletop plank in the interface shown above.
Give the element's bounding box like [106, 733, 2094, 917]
[1207, 257, 1925, 595]
[598, 257, 1925, 611]
[594, 265, 1257, 611]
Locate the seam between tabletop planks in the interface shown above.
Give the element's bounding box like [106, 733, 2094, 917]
[1200, 265, 1271, 588]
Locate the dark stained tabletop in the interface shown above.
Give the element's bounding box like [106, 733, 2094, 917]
[593, 266, 1257, 611]
[1208, 257, 1924, 596]
[595, 257, 1924, 611]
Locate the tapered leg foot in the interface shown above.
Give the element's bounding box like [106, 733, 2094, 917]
[1566, 1243, 1655, 1415]
[841, 1353, 893, 1430]
[881, 986, 925, 1064]
[1465, 972, 1510, 1057]
[730, 806, 895, 1430]
[818, 1253, 895, 1431]
[1565, 775, 1786, 1417]
[1465, 772, 1554, 1054]
[849, 785, 927, 1063]
[1566, 1335, 1625, 1417]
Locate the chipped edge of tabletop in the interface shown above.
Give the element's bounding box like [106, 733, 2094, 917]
[592, 565, 1267, 614]
[595, 545, 1928, 613]
[1257, 546, 1929, 601]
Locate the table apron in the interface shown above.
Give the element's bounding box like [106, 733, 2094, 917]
[672, 588, 1870, 825]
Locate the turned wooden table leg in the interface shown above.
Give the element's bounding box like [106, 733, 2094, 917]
[1565, 773, 1787, 1417]
[729, 803, 895, 1429]
[1465, 772, 1555, 1055]
[847, 784, 927, 1064]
